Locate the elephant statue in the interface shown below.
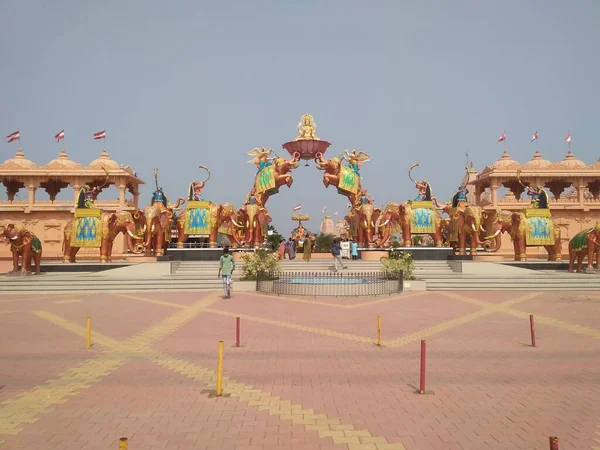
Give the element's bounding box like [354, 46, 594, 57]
[0, 224, 42, 275]
[353, 203, 381, 248]
[345, 211, 359, 242]
[237, 203, 272, 248]
[568, 224, 600, 273]
[252, 154, 300, 207]
[63, 210, 146, 263]
[314, 152, 361, 206]
[485, 210, 562, 261]
[176, 202, 245, 248]
[446, 205, 489, 255]
[390, 201, 443, 248]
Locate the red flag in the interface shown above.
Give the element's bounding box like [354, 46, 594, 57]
[93, 130, 106, 140]
[55, 129, 65, 143]
[334, 211, 339, 216]
[531, 131, 538, 143]
[497, 131, 506, 143]
[292, 204, 301, 211]
[321, 206, 327, 213]
[6, 130, 20, 143]
[564, 132, 571, 144]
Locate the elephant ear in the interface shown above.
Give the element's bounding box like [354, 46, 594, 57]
[22, 233, 32, 245]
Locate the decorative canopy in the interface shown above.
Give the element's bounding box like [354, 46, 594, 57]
[522, 150, 551, 170]
[0, 150, 37, 170]
[282, 114, 331, 161]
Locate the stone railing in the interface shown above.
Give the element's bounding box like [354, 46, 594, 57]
[0, 199, 137, 207]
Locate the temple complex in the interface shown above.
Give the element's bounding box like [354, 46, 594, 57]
[0, 148, 144, 260]
[466, 149, 600, 258]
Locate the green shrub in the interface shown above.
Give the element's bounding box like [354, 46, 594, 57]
[380, 251, 415, 280]
[315, 233, 334, 253]
[240, 249, 281, 280]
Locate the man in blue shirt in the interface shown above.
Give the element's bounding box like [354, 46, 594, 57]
[331, 238, 347, 272]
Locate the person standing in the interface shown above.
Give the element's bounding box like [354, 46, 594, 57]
[287, 238, 296, 260]
[351, 240, 359, 260]
[217, 247, 235, 298]
[303, 234, 312, 262]
[341, 238, 350, 259]
[331, 238, 347, 272]
[278, 239, 286, 259]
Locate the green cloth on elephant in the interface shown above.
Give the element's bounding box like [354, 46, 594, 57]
[31, 236, 42, 253]
[571, 228, 592, 252]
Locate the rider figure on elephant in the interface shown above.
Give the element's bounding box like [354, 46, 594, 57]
[356, 189, 373, 206]
[452, 186, 469, 208]
[189, 180, 205, 201]
[151, 187, 167, 208]
[414, 180, 431, 201]
[526, 186, 548, 209]
[248, 146, 276, 172]
[244, 188, 259, 206]
[343, 149, 371, 177]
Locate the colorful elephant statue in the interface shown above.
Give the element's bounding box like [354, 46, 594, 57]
[389, 201, 443, 248]
[63, 210, 146, 263]
[143, 198, 184, 256]
[568, 224, 600, 273]
[445, 205, 489, 255]
[237, 203, 272, 248]
[251, 154, 300, 207]
[314, 152, 361, 206]
[484, 210, 562, 261]
[1, 224, 42, 275]
[352, 203, 381, 248]
[176, 202, 245, 248]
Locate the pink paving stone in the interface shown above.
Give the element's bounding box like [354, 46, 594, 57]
[0, 312, 92, 402]
[1, 289, 599, 449]
[0, 359, 331, 450]
[514, 291, 600, 329]
[445, 290, 534, 304]
[210, 291, 480, 338]
[38, 292, 200, 341]
[250, 291, 398, 307]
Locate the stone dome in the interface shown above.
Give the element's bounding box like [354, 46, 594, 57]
[550, 151, 587, 170]
[42, 150, 82, 170]
[588, 158, 600, 169]
[87, 149, 120, 170]
[491, 151, 521, 170]
[0, 150, 37, 169]
[522, 150, 552, 170]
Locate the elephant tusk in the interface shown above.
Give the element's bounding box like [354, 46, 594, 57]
[484, 229, 502, 240]
[471, 223, 477, 232]
[232, 220, 244, 229]
[127, 229, 135, 239]
[363, 220, 368, 228]
[142, 224, 147, 232]
[151, 224, 155, 233]
[246, 220, 249, 227]
[480, 225, 486, 233]
[382, 218, 390, 227]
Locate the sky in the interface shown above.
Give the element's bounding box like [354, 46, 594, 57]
[1, 1, 599, 235]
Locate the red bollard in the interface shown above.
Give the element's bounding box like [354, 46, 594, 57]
[549, 436, 559, 450]
[235, 317, 241, 347]
[419, 340, 426, 394]
[530, 314, 536, 347]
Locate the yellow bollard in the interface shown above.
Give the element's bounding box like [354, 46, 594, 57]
[86, 317, 92, 349]
[216, 340, 224, 396]
[377, 315, 382, 347]
[118, 437, 128, 449]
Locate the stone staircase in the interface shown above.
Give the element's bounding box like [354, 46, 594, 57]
[2, 259, 599, 292]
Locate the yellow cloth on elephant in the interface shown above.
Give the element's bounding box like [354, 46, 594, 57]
[337, 165, 359, 195]
[185, 200, 211, 236]
[525, 216, 555, 246]
[410, 201, 436, 234]
[255, 165, 276, 195]
[71, 208, 102, 247]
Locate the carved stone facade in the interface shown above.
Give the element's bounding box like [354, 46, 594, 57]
[0, 148, 144, 260]
[468, 149, 600, 259]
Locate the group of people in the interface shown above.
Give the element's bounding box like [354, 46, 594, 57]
[277, 236, 314, 262]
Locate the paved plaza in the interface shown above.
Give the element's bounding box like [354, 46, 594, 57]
[0, 289, 599, 450]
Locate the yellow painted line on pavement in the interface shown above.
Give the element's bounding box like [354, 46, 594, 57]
[385, 292, 542, 348]
[114, 293, 187, 309]
[0, 293, 219, 438]
[52, 299, 81, 305]
[26, 300, 409, 450]
[205, 308, 377, 344]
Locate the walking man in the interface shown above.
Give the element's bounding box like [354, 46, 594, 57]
[218, 246, 235, 298]
[331, 238, 347, 272]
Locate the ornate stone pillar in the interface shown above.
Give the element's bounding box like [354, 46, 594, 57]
[491, 185, 499, 208]
[133, 190, 140, 208]
[576, 183, 585, 205]
[118, 184, 126, 207]
[27, 184, 37, 206]
[72, 184, 81, 206]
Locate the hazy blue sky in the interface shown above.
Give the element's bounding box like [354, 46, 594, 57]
[2, 1, 599, 234]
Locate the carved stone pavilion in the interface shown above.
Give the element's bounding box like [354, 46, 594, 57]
[0, 148, 144, 260]
[466, 149, 600, 258]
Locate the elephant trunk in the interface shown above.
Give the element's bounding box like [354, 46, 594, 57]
[144, 217, 154, 250]
[489, 232, 502, 252]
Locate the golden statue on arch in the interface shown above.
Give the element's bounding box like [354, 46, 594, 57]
[294, 113, 320, 141]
